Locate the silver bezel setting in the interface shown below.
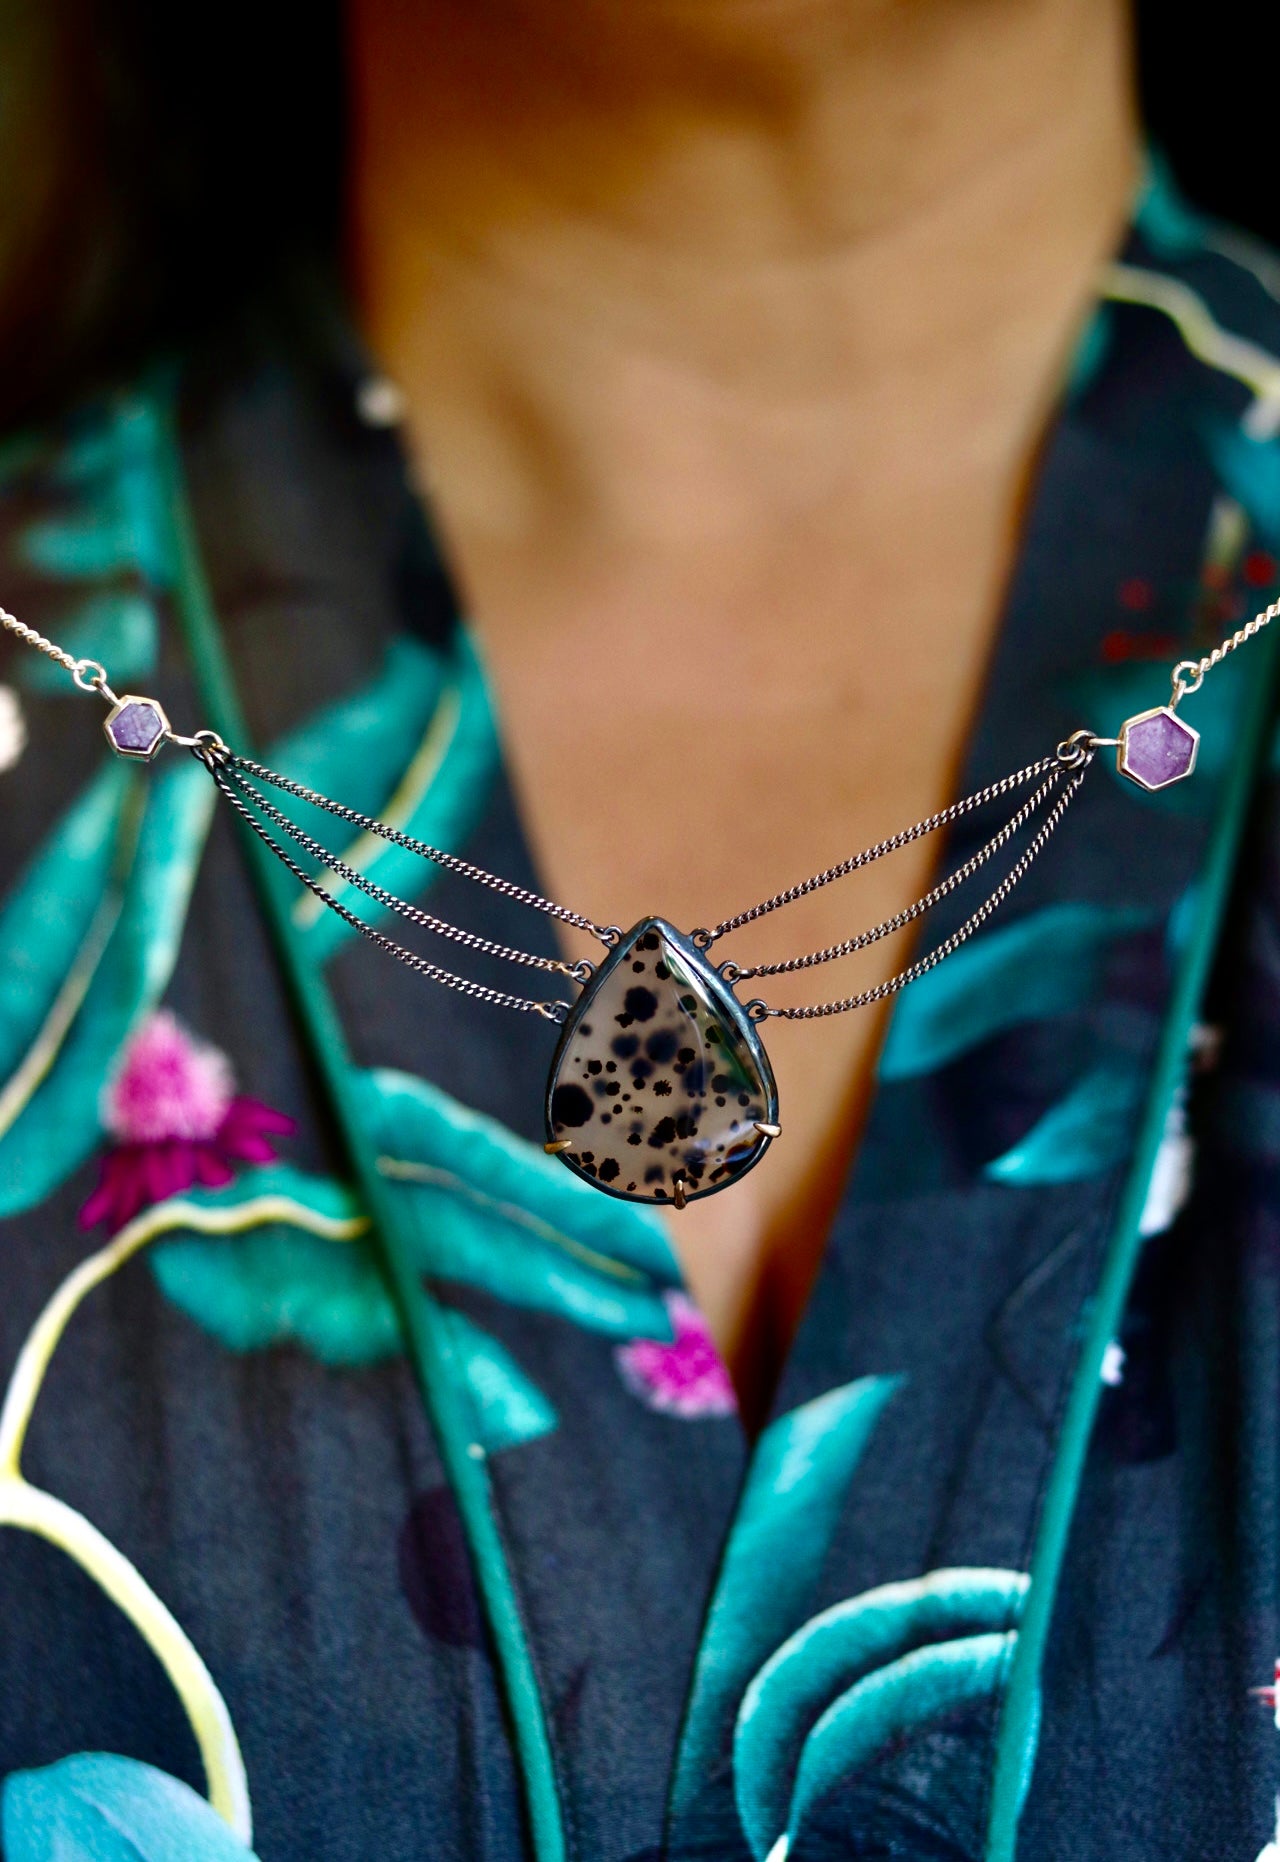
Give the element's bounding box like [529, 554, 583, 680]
[103, 694, 170, 762]
[1116, 704, 1200, 793]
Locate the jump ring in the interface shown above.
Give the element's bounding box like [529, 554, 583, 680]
[1171, 659, 1205, 701]
[1055, 729, 1096, 769]
[745, 998, 771, 1022]
[185, 729, 231, 765]
[72, 658, 109, 694]
[718, 959, 742, 985]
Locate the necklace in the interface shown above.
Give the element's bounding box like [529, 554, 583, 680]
[4, 600, 1274, 1209]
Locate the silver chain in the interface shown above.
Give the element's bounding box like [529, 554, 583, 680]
[753, 757, 1092, 1020]
[727, 762, 1066, 983]
[222, 759, 587, 981]
[1171, 593, 1280, 701]
[701, 754, 1060, 944]
[4, 592, 1271, 1025]
[1, 606, 91, 679]
[204, 755, 571, 1022]
[229, 753, 618, 948]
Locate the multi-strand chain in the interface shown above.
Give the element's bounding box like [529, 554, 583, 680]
[705, 756, 1088, 1020]
[3, 596, 1272, 1024]
[206, 758, 592, 1019]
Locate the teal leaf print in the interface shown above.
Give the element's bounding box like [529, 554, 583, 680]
[16, 395, 174, 588]
[146, 1163, 397, 1365]
[142, 1165, 556, 1449]
[266, 629, 499, 964]
[2, 1753, 258, 1860]
[145, 1067, 679, 1412]
[51, 398, 167, 490]
[0, 760, 214, 1216]
[18, 503, 150, 580]
[266, 634, 448, 811]
[878, 903, 1154, 1082]
[358, 1066, 680, 1335]
[439, 1307, 559, 1451]
[1203, 420, 1280, 545]
[783, 1633, 1015, 1857]
[982, 1058, 1145, 1186]
[17, 592, 157, 695]
[734, 1568, 1029, 1861]
[669, 1375, 903, 1828]
[0, 764, 132, 1092]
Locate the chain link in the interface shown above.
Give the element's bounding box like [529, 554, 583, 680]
[755, 758, 1092, 1019]
[2, 607, 83, 677]
[204, 754, 570, 1021]
[230, 754, 615, 946]
[731, 762, 1066, 982]
[1172, 594, 1280, 702]
[708, 754, 1059, 943]
[221, 761, 584, 979]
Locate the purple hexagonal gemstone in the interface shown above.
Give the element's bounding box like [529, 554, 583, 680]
[107, 699, 165, 756]
[1119, 707, 1198, 791]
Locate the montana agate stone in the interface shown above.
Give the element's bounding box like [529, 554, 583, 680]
[1117, 705, 1199, 792]
[545, 919, 778, 1206]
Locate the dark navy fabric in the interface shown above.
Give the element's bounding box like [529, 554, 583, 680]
[3, 185, 1280, 1861]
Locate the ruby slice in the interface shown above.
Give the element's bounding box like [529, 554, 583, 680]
[104, 695, 168, 760]
[1118, 707, 1198, 791]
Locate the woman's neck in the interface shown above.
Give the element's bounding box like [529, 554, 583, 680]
[346, 0, 1139, 1423]
[348, 0, 1137, 544]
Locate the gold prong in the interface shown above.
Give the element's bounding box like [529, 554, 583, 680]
[544, 1138, 574, 1155]
[672, 1176, 689, 1210]
[753, 1121, 782, 1139]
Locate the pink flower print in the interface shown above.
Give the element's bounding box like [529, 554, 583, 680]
[615, 1292, 737, 1418]
[78, 1010, 296, 1233]
[102, 1009, 234, 1144]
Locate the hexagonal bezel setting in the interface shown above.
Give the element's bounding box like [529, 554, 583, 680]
[1116, 705, 1199, 793]
[103, 694, 170, 762]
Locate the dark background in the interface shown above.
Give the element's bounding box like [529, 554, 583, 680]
[1134, 0, 1278, 241]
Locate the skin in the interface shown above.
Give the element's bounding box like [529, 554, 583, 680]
[347, 0, 1139, 1425]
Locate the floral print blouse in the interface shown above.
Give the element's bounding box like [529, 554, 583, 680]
[4, 165, 1280, 1862]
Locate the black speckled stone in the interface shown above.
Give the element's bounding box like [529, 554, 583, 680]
[545, 919, 778, 1205]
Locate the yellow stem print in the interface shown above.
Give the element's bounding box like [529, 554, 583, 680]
[0, 1477, 253, 1844]
[0, 1188, 369, 1842]
[375, 1151, 651, 1284]
[0, 1192, 368, 1473]
[1100, 263, 1280, 437]
[0, 889, 123, 1140]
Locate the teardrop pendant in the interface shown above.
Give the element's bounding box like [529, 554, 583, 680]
[544, 919, 779, 1207]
